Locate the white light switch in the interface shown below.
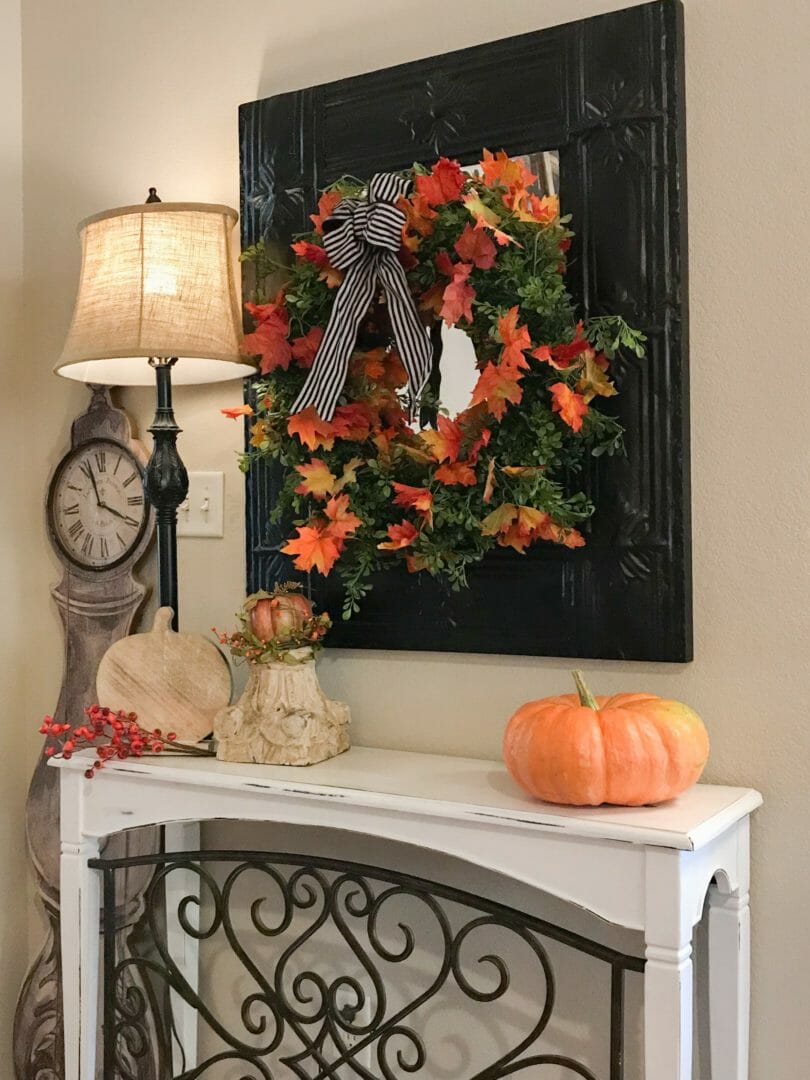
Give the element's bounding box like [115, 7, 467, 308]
[177, 471, 225, 538]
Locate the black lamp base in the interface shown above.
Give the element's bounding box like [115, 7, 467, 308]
[143, 357, 188, 630]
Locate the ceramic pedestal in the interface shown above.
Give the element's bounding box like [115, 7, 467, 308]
[214, 658, 350, 766]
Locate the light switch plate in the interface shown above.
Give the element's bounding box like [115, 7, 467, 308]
[177, 471, 225, 538]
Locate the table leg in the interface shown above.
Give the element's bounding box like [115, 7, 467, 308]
[61, 837, 101, 1080]
[644, 849, 694, 1079]
[164, 821, 201, 1074]
[708, 886, 750, 1079]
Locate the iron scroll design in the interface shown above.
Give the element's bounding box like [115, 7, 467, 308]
[91, 850, 644, 1080]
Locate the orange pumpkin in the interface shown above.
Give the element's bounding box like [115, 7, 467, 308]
[248, 591, 313, 642]
[503, 671, 710, 807]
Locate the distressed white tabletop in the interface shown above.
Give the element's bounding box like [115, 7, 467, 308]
[54, 744, 761, 852]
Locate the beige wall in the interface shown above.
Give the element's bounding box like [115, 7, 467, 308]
[0, 0, 30, 1056]
[14, 0, 810, 1073]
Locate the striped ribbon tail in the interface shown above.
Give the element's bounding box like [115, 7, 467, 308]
[290, 173, 432, 423]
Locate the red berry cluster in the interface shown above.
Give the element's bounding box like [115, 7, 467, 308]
[40, 704, 213, 779]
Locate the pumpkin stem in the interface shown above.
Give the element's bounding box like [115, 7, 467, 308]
[572, 670, 599, 710]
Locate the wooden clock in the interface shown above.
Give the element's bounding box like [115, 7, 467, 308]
[14, 386, 159, 1080]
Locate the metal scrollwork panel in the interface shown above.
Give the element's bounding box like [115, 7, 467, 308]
[94, 851, 644, 1080]
[240, 0, 691, 661]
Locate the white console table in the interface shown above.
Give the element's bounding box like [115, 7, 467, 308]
[54, 746, 761, 1079]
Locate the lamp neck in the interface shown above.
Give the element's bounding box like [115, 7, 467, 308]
[149, 356, 178, 411]
[144, 357, 187, 630]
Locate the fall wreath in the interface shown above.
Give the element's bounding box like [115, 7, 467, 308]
[228, 151, 645, 619]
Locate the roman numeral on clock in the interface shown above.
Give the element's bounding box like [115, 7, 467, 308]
[100, 537, 109, 559]
[123, 472, 138, 488]
[81, 533, 94, 557]
[94, 451, 106, 473]
[68, 520, 83, 541]
[63, 504, 80, 516]
[124, 515, 140, 527]
[127, 495, 143, 507]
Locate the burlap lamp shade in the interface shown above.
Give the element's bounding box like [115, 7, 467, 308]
[55, 195, 255, 628]
[55, 201, 255, 384]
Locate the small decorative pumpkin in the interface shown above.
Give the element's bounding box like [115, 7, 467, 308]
[247, 588, 313, 643]
[503, 671, 710, 807]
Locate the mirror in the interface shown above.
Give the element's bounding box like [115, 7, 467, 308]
[422, 150, 560, 424]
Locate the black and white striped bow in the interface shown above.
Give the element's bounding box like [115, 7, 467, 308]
[290, 173, 432, 422]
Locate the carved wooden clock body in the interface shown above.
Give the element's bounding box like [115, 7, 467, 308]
[14, 387, 158, 1080]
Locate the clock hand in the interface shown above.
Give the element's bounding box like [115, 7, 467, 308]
[98, 501, 127, 521]
[81, 462, 102, 505]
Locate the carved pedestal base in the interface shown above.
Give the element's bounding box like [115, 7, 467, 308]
[214, 658, 350, 766]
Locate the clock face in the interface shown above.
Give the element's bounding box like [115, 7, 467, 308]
[49, 439, 149, 570]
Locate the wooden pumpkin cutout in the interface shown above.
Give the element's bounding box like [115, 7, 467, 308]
[96, 607, 231, 743]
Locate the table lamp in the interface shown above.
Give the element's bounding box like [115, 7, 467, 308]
[55, 189, 255, 628]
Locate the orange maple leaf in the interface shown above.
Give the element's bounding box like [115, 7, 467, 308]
[537, 517, 586, 548]
[527, 193, 559, 224]
[310, 190, 342, 234]
[249, 420, 270, 448]
[480, 503, 551, 553]
[480, 503, 519, 536]
[398, 192, 437, 239]
[241, 303, 292, 373]
[323, 493, 362, 542]
[550, 382, 589, 433]
[480, 149, 537, 191]
[500, 506, 550, 553]
[440, 262, 476, 327]
[435, 461, 477, 486]
[330, 402, 372, 442]
[291, 240, 329, 268]
[294, 459, 336, 500]
[418, 282, 445, 317]
[420, 414, 463, 463]
[454, 224, 497, 269]
[291, 326, 324, 369]
[282, 525, 341, 575]
[320, 265, 344, 289]
[435, 250, 456, 278]
[392, 483, 433, 527]
[576, 352, 617, 403]
[414, 157, 466, 207]
[221, 404, 254, 419]
[506, 190, 559, 225]
[470, 361, 524, 420]
[378, 520, 420, 550]
[287, 406, 336, 451]
[497, 306, 532, 369]
[244, 300, 288, 327]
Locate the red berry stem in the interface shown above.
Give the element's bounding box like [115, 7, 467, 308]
[39, 704, 217, 779]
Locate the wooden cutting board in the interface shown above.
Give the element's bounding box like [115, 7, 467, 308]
[96, 607, 232, 743]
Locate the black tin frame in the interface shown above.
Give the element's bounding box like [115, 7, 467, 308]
[239, 0, 691, 661]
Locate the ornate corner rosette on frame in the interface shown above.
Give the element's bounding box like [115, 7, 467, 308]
[229, 152, 645, 620]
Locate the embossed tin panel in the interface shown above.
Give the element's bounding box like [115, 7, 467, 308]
[240, 0, 691, 661]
